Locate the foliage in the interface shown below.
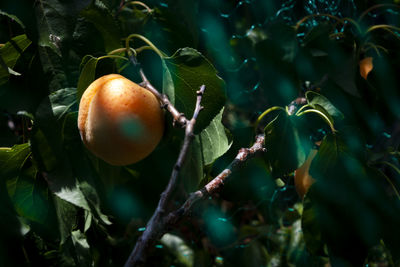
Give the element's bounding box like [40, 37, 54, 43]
[1, 0, 400, 266]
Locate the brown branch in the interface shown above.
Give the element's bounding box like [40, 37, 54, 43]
[165, 134, 266, 226]
[139, 69, 188, 127]
[124, 85, 205, 267]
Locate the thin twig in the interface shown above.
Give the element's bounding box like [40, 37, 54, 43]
[165, 134, 266, 226]
[129, 53, 188, 127]
[138, 69, 188, 127]
[124, 85, 206, 267]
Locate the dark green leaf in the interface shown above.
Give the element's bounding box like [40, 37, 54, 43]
[0, 10, 25, 29]
[80, 0, 122, 52]
[54, 196, 79, 244]
[77, 55, 98, 101]
[7, 165, 49, 224]
[163, 47, 226, 132]
[264, 112, 311, 176]
[62, 112, 111, 225]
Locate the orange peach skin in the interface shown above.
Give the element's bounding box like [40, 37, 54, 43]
[78, 74, 164, 165]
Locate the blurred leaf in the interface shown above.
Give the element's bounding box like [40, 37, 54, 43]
[153, 1, 199, 51]
[301, 190, 325, 256]
[160, 233, 194, 267]
[163, 47, 226, 132]
[0, 34, 31, 85]
[80, 0, 122, 52]
[199, 108, 232, 165]
[305, 91, 344, 120]
[264, 111, 311, 176]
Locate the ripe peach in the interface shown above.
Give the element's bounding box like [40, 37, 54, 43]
[78, 74, 164, 165]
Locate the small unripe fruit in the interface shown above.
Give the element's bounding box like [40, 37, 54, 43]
[294, 149, 317, 199]
[78, 74, 164, 165]
[294, 141, 321, 199]
[359, 57, 373, 80]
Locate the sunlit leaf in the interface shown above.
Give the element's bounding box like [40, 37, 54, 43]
[0, 143, 31, 181]
[199, 108, 232, 166]
[0, 34, 31, 85]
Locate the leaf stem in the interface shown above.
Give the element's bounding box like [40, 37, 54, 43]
[125, 34, 167, 59]
[295, 14, 361, 34]
[122, 1, 153, 13]
[358, 4, 400, 22]
[294, 104, 312, 116]
[297, 109, 336, 133]
[254, 106, 286, 131]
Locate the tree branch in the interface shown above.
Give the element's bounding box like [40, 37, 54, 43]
[138, 68, 188, 127]
[124, 84, 206, 267]
[165, 134, 266, 226]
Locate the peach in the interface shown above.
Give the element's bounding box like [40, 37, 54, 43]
[78, 74, 164, 165]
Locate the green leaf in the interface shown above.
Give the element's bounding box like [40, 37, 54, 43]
[62, 112, 111, 225]
[163, 47, 226, 133]
[0, 143, 31, 181]
[7, 165, 49, 224]
[46, 167, 91, 212]
[199, 108, 232, 165]
[54, 196, 79, 244]
[48, 88, 78, 120]
[76, 54, 128, 101]
[305, 91, 344, 120]
[34, 0, 75, 90]
[0, 10, 25, 29]
[80, 0, 122, 52]
[0, 34, 32, 85]
[71, 230, 93, 266]
[77, 55, 98, 101]
[264, 111, 311, 176]
[160, 233, 194, 267]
